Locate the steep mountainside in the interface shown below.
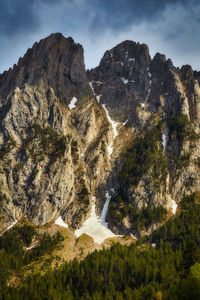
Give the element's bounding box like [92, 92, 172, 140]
[0, 33, 200, 238]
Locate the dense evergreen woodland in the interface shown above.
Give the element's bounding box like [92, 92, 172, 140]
[0, 193, 200, 299]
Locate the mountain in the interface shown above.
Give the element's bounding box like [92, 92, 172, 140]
[0, 32, 200, 239]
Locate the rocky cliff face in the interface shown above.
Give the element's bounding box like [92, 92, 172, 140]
[88, 40, 200, 235]
[0, 33, 200, 237]
[0, 33, 114, 231]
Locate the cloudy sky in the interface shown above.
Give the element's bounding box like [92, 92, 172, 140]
[0, 0, 200, 73]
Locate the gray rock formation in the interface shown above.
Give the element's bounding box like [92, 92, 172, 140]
[0, 33, 113, 231]
[0, 33, 200, 236]
[88, 40, 200, 235]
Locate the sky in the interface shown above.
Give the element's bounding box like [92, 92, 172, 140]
[0, 0, 200, 73]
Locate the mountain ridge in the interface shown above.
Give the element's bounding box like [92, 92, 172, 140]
[0, 32, 200, 240]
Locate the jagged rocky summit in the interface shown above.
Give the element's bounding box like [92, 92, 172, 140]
[0, 33, 200, 238]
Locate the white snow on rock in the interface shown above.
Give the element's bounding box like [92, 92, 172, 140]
[121, 78, 135, 84]
[142, 69, 152, 107]
[130, 233, 138, 240]
[89, 81, 102, 102]
[89, 81, 95, 94]
[74, 197, 116, 244]
[26, 241, 39, 251]
[102, 104, 119, 156]
[0, 220, 18, 236]
[90, 83, 118, 157]
[117, 62, 124, 66]
[55, 216, 68, 229]
[128, 58, 135, 62]
[68, 97, 78, 110]
[171, 200, 177, 215]
[96, 95, 102, 102]
[121, 77, 129, 84]
[26, 245, 36, 250]
[162, 133, 167, 152]
[100, 191, 112, 227]
[102, 105, 118, 139]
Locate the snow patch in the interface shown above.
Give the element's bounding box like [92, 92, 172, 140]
[68, 97, 78, 110]
[26, 245, 35, 250]
[162, 133, 167, 152]
[171, 200, 177, 215]
[121, 77, 129, 84]
[123, 120, 128, 126]
[26, 241, 39, 251]
[0, 220, 18, 236]
[74, 198, 116, 244]
[96, 95, 102, 102]
[55, 216, 68, 229]
[142, 69, 152, 108]
[128, 58, 135, 62]
[102, 104, 119, 156]
[89, 81, 102, 102]
[130, 233, 137, 240]
[152, 243, 156, 248]
[100, 191, 111, 227]
[89, 81, 95, 94]
[117, 62, 124, 66]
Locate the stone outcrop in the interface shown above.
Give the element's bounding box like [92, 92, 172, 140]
[0, 34, 113, 231]
[1, 33, 200, 236]
[89, 40, 200, 235]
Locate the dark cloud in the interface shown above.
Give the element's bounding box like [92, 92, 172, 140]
[0, 0, 192, 37]
[0, 0, 64, 36]
[87, 0, 190, 32]
[0, 0, 200, 72]
[0, 0, 38, 35]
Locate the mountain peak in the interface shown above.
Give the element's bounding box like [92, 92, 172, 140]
[0, 33, 87, 103]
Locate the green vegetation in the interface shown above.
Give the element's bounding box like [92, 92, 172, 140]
[77, 184, 90, 207]
[167, 114, 198, 144]
[108, 122, 167, 230]
[167, 114, 199, 170]
[0, 136, 16, 160]
[119, 122, 167, 189]
[71, 139, 79, 164]
[1, 196, 200, 299]
[0, 224, 63, 289]
[1, 117, 200, 299]
[73, 182, 90, 226]
[109, 195, 167, 231]
[150, 193, 200, 250]
[23, 123, 67, 164]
